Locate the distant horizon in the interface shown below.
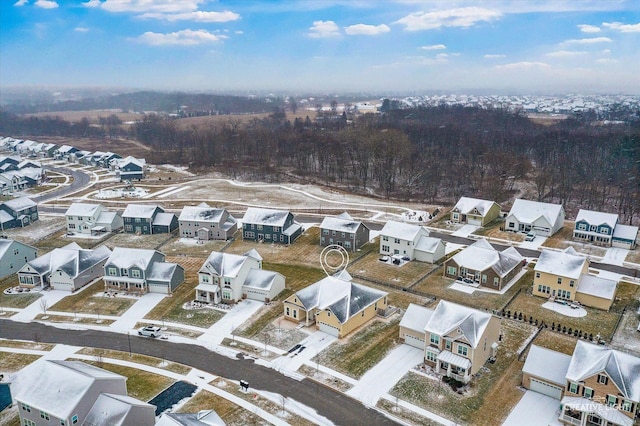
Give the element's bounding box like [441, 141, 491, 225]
[1, 1, 639, 95]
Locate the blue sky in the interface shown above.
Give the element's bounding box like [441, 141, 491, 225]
[1, 0, 639, 94]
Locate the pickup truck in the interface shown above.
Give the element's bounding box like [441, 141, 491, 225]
[137, 325, 162, 338]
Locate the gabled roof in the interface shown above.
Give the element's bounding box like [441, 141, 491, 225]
[2, 196, 36, 211]
[400, 303, 434, 333]
[613, 224, 639, 241]
[535, 248, 586, 280]
[294, 272, 387, 324]
[123, 204, 162, 219]
[508, 199, 564, 225]
[153, 212, 176, 227]
[22, 243, 111, 278]
[84, 393, 154, 426]
[577, 274, 617, 300]
[424, 300, 493, 348]
[17, 159, 41, 169]
[452, 197, 499, 216]
[242, 207, 292, 227]
[200, 251, 250, 278]
[12, 360, 125, 420]
[158, 410, 226, 426]
[65, 202, 102, 217]
[566, 341, 640, 401]
[575, 209, 618, 228]
[0, 239, 35, 259]
[523, 345, 571, 386]
[415, 236, 443, 254]
[179, 204, 234, 224]
[451, 239, 523, 277]
[106, 247, 161, 270]
[117, 156, 145, 167]
[380, 220, 428, 242]
[148, 262, 180, 282]
[243, 269, 281, 290]
[320, 213, 367, 233]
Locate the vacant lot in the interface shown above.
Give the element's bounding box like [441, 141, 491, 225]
[531, 329, 577, 355]
[104, 231, 173, 250]
[177, 389, 258, 426]
[159, 236, 229, 257]
[350, 251, 439, 289]
[49, 280, 137, 316]
[390, 320, 535, 425]
[1, 215, 65, 246]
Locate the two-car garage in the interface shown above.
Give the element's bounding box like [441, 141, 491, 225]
[529, 378, 563, 400]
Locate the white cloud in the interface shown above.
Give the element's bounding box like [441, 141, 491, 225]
[136, 29, 227, 46]
[82, 0, 100, 6]
[74, 26, 90, 32]
[235, 30, 244, 35]
[484, 54, 506, 59]
[546, 50, 588, 57]
[14, 0, 28, 6]
[85, 0, 203, 13]
[308, 20, 341, 38]
[564, 37, 612, 44]
[140, 10, 240, 22]
[495, 61, 550, 70]
[602, 49, 611, 54]
[420, 44, 446, 50]
[344, 23, 390, 36]
[596, 58, 618, 64]
[578, 24, 600, 33]
[394, 7, 501, 31]
[35, 0, 58, 8]
[602, 21, 640, 33]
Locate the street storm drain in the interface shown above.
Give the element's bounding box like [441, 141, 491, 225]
[149, 380, 198, 415]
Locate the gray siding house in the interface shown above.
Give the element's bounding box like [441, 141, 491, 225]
[0, 197, 38, 230]
[242, 207, 302, 244]
[179, 203, 237, 240]
[103, 247, 184, 294]
[0, 239, 37, 280]
[122, 204, 178, 235]
[319, 212, 370, 252]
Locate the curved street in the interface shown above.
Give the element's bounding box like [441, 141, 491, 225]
[33, 165, 91, 203]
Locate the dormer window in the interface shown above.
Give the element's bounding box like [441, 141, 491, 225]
[597, 374, 608, 385]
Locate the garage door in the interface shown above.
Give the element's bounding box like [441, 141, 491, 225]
[530, 378, 563, 399]
[318, 321, 340, 337]
[403, 334, 425, 349]
[468, 218, 482, 226]
[148, 283, 169, 294]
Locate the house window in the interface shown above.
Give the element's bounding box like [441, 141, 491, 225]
[587, 415, 602, 425]
[273, 227, 280, 233]
[535, 272, 540, 278]
[568, 382, 579, 394]
[222, 290, 232, 300]
[72, 415, 78, 424]
[108, 267, 117, 276]
[382, 236, 388, 241]
[331, 230, 336, 236]
[120, 268, 129, 276]
[578, 223, 587, 230]
[508, 222, 515, 228]
[344, 241, 351, 248]
[394, 238, 400, 244]
[40, 411, 50, 420]
[621, 400, 633, 412]
[569, 280, 575, 287]
[23, 420, 36, 426]
[430, 334, 440, 345]
[557, 277, 562, 284]
[426, 351, 437, 362]
[446, 266, 457, 276]
[131, 270, 141, 278]
[493, 277, 499, 286]
[607, 395, 617, 406]
[445, 340, 451, 350]
[597, 374, 608, 385]
[457, 345, 468, 357]
[327, 311, 331, 317]
[21, 403, 31, 412]
[293, 310, 297, 319]
[323, 229, 329, 235]
[600, 227, 609, 235]
[256, 225, 263, 231]
[286, 307, 290, 316]
[135, 218, 141, 223]
[583, 387, 593, 399]
[482, 274, 487, 283]
[382, 245, 389, 252]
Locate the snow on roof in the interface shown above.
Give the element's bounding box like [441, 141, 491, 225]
[320, 214, 365, 233]
[400, 303, 434, 333]
[415, 236, 443, 253]
[117, 156, 145, 167]
[283, 223, 302, 236]
[12, 360, 125, 419]
[380, 220, 428, 242]
[153, 212, 176, 227]
[451, 239, 523, 277]
[17, 159, 41, 169]
[0, 210, 13, 224]
[577, 275, 617, 300]
[535, 248, 586, 280]
[24, 243, 109, 278]
[57, 145, 77, 153]
[159, 410, 226, 426]
[179, 204, 234, 224]
[2, 196, 36, 211]
[613, 224, 639, 241]
[107, 247, 160, 270]
[243, 248, 262, 261]
[523, 345, 571, 386]
[242, 207, 292, 227]
[566, 341, 640, 401]
[424, 300, 493, 348]
[148, 262, 179, 282]
[453, 197, 499, 216]
[243, 269, 280, 290]
[84, 393, 153, 426]
[575, 209, 618, 228]
[0, 239, 34, 259]
[295, 273, 387, 324]
[508, 199, 563, 225]
[561, 397, 633, 426]
[200, 251, 249, 278]
[66, 202, 102, 217]
[122, 204, 161, 219]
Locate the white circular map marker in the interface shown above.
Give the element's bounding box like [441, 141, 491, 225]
[320, 244, 350, 279]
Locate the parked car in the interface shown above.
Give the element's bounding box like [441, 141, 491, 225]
[138, 325, 162, 338]
[525, 231, 537, 241]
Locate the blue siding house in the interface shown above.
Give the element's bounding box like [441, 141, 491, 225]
[242, 207, 302, 244]
[0, 197, 38, 230]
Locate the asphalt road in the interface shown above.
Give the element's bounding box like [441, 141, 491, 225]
[33, 166, 91, 203]
[0, 321, 400, 426]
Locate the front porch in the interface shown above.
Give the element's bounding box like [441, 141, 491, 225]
[104, 278, 147, 295]
[194, 283, 220, 304]
[436, 350, 472, 383]
[560, 397, 634, 426]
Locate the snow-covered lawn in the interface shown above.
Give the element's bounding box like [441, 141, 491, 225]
[1, 215, 65, 244]
[602, 247, 629, 266]
[542, 301, 587, 318]
[451, 224, 480, 237]
[110, 293, 167, 332]
[197, 299, 265, 345]
[502, 390, 562, 426]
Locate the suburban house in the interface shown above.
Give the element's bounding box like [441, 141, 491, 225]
[195, 249, 284, 304]
[157, 410, 226, 426]
[379, 220, 445, 263]
[103, 247, 184, 294]
[319, 212, 370, 252]
[283, 271, 388, 338]
[533, 247, 619, 310]
[573, 209, 638, 249]
[443, 239, 524, 291]
[54, 145, 79, 160]
[522, 341, 640, 426]
[17, 243, 111, 291]
[0, 171, 28, 194]
[65, 203, 124, 235]
[122, 204, 178, 235]
[0, 239, 37, 280]
[504, 199, 565, 237]
[450, 197, 501, 226]
[0, 197, 38, 229]
[0, 155, 20, 170]
[179, 203, 237, 240]
[114, 156, 146, 181]
[12, 360, 155, 426]
[242, 207, 303, 244]
[399, 301, 500, 383]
